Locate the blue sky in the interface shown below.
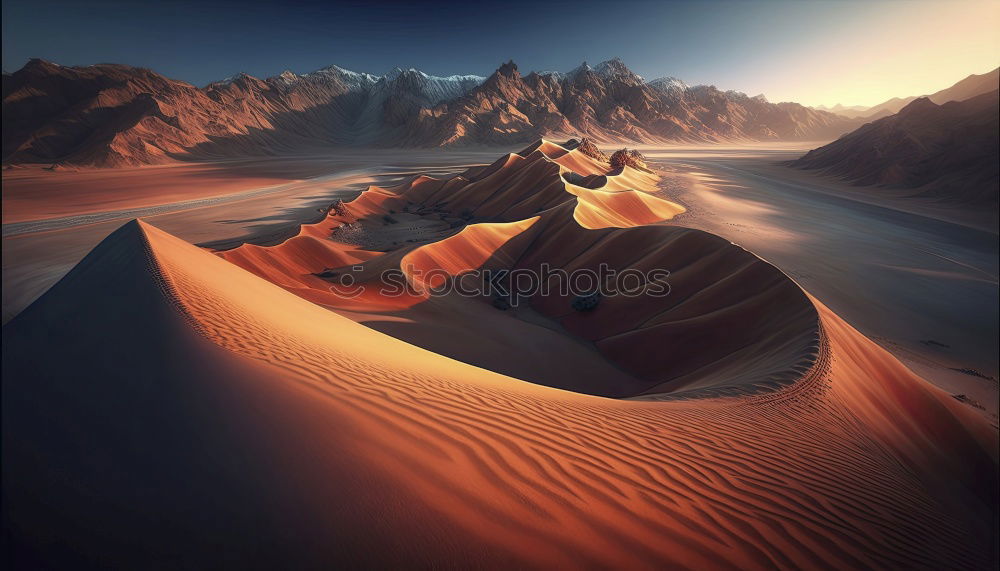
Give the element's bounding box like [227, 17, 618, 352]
[3, 0, 997, 106]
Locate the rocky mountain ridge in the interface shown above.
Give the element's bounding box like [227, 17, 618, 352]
[3, 57, 861, 167]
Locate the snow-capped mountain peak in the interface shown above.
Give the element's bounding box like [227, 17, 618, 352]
[276, 70, 299, 84]
[305, 65, 379, 90]
[593, 57, 643, 82]
[384, 66, 416, 81]
[647, 76, 689, 92]
[376, 67, 485, 104]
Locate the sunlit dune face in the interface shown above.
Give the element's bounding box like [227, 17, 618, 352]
[3, 141, 996, 569]
[568, 185, 686, 229]
[400, 217, 539, 291]
[216, 140, 816, 398]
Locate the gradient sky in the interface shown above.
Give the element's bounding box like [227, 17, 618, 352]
[3, 0, 997, 107]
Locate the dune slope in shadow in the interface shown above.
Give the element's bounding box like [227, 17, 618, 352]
[2, 141, 996, 568]
[220, 140, 813, 397]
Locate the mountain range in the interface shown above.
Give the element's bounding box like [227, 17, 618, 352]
[793, 89, 999, 208]
[813, 103, 870, 115]
[812, 68, 999, 120]
[2, 58, 861, 167]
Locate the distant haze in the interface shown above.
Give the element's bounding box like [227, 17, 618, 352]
[3, 0, 997, 107]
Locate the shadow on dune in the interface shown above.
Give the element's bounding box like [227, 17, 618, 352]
[3, 216, 994, 569]
[399, 201, 821, 398]
[214, 139, 821, 399]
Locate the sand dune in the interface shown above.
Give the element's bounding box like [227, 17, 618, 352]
[3, 140, 996, 567]
[400, 217, 540, 290]
[568, 184, 686, 229]
[4, 216, 995, 568]
[216, 140, 734, 393]
[216, 140, 815, 396]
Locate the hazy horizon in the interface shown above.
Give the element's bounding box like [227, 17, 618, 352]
[3, 0, 998, 107]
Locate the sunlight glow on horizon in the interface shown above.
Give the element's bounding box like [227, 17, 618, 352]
[727, 0, 1000, 107]
[3, 0, 998, 109]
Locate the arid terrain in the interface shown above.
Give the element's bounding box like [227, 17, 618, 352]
[3, 138, 997, 567]
[814, 67, 998, 119]
[645, 144, 999, 413]
[795, 90, 999, 209]
[1, 149, 497, 320]
[7, 0, 1000, 564]
[5, 142, 996, 411]
[2, 58, 861, 168]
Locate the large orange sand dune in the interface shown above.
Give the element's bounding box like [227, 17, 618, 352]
[2, 140, 996, 568]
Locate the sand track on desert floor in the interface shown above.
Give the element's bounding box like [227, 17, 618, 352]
[3, 140, 997, 568]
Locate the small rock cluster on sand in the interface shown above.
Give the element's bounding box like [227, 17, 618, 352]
[610, 149, 650, 171]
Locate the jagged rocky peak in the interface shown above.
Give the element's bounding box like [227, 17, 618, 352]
[593, 57, 642, 82]
[610, 148, 649, 171]
[648, 76, 689, 92]
[382, 67, 426, 88]
[276, 70, 299, 84]
[496, 60, 519, 79]
[208, 72, 266, 90]
[577, 138, 609, 162]
[384, 66, 414, 81]
[567, 61, 593, 79]
[373, 66, 485, 106]
[3, 56, 863, 168]
[563, 58, 643, 86]
[305, 64, 380, 90]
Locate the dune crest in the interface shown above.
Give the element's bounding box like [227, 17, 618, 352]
[217, 139, 686, 314]
[3, 212, 995, 568]
[218, 141, 836, 397]
[400, 217, 540, 291]
[3, 141, 996, 568]
[208, 142, 905, 402]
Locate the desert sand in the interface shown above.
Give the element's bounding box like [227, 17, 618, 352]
[0, 149, 503, 321]
[646, 145, 998, 415]
[2, 162, 293, 225]
[4, 143, 996, 404]
[1, 149, 501, 228]
[3, 140, 997, 567]
[217, 142, 816, 397]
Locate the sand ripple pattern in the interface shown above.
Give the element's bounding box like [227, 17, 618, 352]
[144, 221, 994, 570]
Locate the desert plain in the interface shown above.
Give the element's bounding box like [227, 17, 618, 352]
[2, 139, 996, 567]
